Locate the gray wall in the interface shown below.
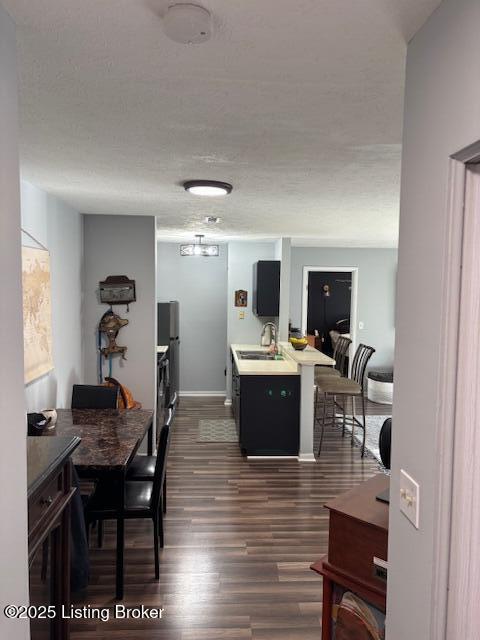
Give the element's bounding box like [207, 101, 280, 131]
[290, 247, 397, 367]
[225, 241, 277, 400]
[388, 1, 480, 637]
[276, 238, 292, 341]
[0, 6, 30, 637]
[227, 241, 277, 345]
[83, 216, 156, 417]
[157, 242, 228, 393]
[21, 181, 84, 411]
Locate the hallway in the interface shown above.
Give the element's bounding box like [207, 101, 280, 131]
[72, 397, 382, 639]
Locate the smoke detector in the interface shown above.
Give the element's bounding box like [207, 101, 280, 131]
[163, 3, 212, 44]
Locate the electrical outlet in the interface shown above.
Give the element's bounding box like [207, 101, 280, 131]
[399, 469, 420, 529]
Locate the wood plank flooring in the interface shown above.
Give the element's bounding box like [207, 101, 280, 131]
[71, 397, 387, 640]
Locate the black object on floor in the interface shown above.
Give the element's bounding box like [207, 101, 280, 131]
[376, 417, 392, 504]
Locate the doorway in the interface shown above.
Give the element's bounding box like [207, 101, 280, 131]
[301, 266, 358, 361]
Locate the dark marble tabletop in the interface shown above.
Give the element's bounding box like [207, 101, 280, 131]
[27, 436, 81, 497]
[45, 409, 153, 474]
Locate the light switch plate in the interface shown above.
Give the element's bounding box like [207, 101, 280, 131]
[239, 311, 245, 320]
[358, 321, 364, 330]
[399, 469, 420, 529]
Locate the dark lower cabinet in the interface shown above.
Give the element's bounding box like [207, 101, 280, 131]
[231, 357, 241, 438]
[28, 436, 80, 640]
[233, 373, 300, 456]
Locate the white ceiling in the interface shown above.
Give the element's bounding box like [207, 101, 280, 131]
[4, 0, 441, 247]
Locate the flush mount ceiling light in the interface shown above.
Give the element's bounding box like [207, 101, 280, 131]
[184, 180, 233, 197]
[163, 3, 212, 45]
[204, 216, 221, 224]
[180, 234, 219, 257]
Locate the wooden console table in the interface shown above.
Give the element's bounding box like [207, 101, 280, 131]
[311, 474, 389, 639]
[28, 436, 80, 640]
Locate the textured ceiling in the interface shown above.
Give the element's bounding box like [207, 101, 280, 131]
[5, 0, 441, 247]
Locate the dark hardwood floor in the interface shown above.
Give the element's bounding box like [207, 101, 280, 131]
[71, 396, 388, 640]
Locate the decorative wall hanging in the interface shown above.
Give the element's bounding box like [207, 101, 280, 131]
[235, 289, 248, 307]
[22, 245, 54, 383]
[99, 275, 136, 308]
[99, 310, 129, 360]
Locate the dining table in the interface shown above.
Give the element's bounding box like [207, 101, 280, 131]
[47, 408, 154, 599]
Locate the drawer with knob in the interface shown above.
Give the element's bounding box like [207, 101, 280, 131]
[28, 471, 64, 537]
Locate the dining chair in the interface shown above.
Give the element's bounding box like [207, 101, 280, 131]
[71, 384, 119, 409]
[84, 410, 173, 580]
[314, 336, 352, 424]
[315, 336, 352, 382]
[71, 383, 120, 547]
[126, 392, 177, 515]
[316, 343, 375, 458]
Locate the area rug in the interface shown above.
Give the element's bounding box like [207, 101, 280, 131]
[198, 418, 237, 443]
[337, 414, 391, 464]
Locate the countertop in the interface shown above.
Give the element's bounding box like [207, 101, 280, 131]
[231, 344, 299, 376]
[48, 409, 154, 472]
[279, 342, 336, 367]
[27, 435, 81, 498]
[231, 343, 336, 375]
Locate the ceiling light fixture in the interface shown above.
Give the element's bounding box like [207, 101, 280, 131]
[204, 216, 221, 224]
[180, 234, 219, 257]
[184, 180, 233, 197]
[163, 3, 212, 45]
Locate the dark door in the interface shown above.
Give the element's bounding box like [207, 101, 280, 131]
[307, 271, 352, 356]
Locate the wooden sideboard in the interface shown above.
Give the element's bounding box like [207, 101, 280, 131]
[28, 436, 80, 640]
[311, 474, 389, 639]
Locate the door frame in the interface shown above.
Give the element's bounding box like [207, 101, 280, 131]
[426, 142, 480, 639]
[301, 266, 358, 369]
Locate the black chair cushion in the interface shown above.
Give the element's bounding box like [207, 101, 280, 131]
[84, 481, 120, 518]
[127, 455, 156, 481]
[125, 481, 152, 512]
[85, 480, 153, 518]
[368, 370, 394, 383]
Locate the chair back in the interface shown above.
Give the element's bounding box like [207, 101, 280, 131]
[350, 344, 376, 388]
[150, 409, 173, 512]
[333, 336, 352, 376]
[71, 384, 118, 409]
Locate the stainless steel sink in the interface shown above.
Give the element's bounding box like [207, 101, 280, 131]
[237, 351, 284, 361]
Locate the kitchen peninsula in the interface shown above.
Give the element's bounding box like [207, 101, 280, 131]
[230, 343, 335, 460]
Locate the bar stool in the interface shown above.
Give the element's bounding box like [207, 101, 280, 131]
[316, 343, 375, 457]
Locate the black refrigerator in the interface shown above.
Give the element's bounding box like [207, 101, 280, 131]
[157, 301, 179, 403]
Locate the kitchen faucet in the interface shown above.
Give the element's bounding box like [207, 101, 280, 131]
[261, 322, 278, 352]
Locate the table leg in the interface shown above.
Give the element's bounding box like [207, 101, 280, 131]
[322, 575, 333, 640]
[116, 471, 125, 600]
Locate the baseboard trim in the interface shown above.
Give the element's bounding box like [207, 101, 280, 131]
[178, 391, 226, 397]
[247, 455, 298, 461]
[297, 453, 317, 463]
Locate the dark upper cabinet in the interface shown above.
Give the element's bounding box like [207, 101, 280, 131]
[252, 260, 280, 317]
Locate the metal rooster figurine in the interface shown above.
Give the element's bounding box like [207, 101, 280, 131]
[99, 310, 129, 359]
